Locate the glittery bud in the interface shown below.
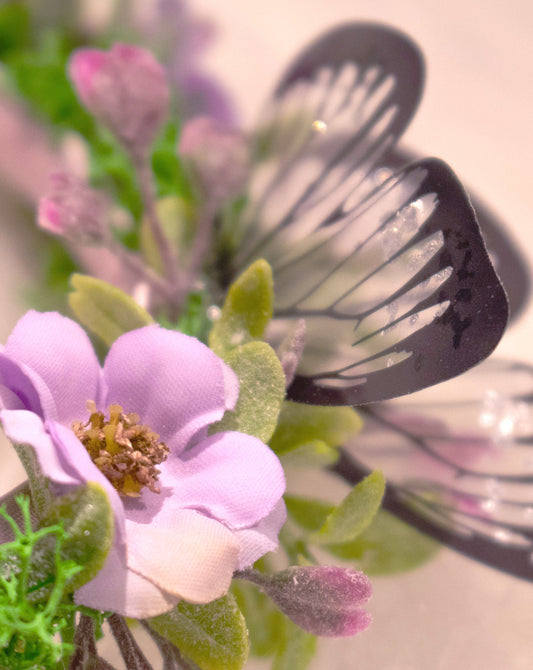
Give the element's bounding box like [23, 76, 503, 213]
[178, 116, 249, 204]
[69, 43, 169, 156]
[240, 566, 372, 637]
[37, 172, 109, 244]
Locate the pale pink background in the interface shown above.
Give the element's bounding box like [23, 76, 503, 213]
[0, 1, 532, 668]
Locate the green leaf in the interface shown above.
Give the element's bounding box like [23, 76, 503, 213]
[89, 132, 143, 223]
[149, 594, 249, 670]
[326, 509, 440, 575]
[10, 443, 52, 521]
[0, 3, 30, 57]
[69, 274, 154, 346]
[270, 401, 362, 457]
[272, 619, 316, 670]
[140, 196, 195, 274]
[310, 471, 386, 545]
[209, 341, 285, 443]
[42, 482, 114, 591]
[279, 440, 339, 468]
[209, 260, 274, 356]
[232, 580, 285, 658]
[285, 495, 334, 533]
[152, 120, 194, 201]
[7, 30, 94, 136]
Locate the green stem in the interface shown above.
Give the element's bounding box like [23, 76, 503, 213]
[132, 153, 181, 290]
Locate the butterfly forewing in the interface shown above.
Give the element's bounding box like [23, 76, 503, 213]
[238, 24, 424, 266]
[236, 24, 508, 404]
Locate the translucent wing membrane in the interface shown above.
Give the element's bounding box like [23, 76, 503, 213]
[335, 359, 533, 580]
[238, 23, 424, 265]
[378, 147, 530, 323]
[262, 157, 506, 405]
[235, 24, 508, 404]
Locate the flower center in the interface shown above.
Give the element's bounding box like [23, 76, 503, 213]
[72, 401, 169, 497]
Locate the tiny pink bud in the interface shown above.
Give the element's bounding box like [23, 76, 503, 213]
[37, 172, 110, 244]
[240, 566, 372, 637]
[178, 116, 249, 204]
[69, 43, 169, 156]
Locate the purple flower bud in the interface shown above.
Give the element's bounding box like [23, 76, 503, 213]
[178, 116, 249, 205]
[69, 44, 169, 157]
[242, 566, 372, 637]
[37, 172, 110, 244]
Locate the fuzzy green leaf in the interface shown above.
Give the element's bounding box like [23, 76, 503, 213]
[279, 440, 339, 468]
[149, 594, 249, 670]
[285, 495, 334, 533]
[209, 260, 274, 356]
[69, 274, 154, 346]
[42, 482, 114, 591]
[10, 443, 52, 520]
[270, 401, 362, 457]
[272, 619, 316, 670]
[310, 471, 385, 545]
[326, 509, 440, 575]
[140, 196, 195, 274]
[232, 580, 285, 658]
[209, 341, 285, 443]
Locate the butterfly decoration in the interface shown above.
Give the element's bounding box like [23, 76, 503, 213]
[222, 23, 533, 580]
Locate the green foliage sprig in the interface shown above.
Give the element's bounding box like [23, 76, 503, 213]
[0, 496, 81, 670]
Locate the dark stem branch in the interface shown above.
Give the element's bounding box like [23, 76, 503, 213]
[68, 615, 97, 670]
[108, 614, 154, 670]
[140, 621, 195, 670]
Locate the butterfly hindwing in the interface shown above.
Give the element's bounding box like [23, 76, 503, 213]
[335, 358, 533, 581]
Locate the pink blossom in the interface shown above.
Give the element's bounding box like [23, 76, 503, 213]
[0, 312, 286, 618]
[179, 116, 249, 204]
[69, 44, 170, 156]
[37, 172, 110, 244]
[241, 566, 372, 637]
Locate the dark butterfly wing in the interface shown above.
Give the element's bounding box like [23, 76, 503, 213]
[378, 146, 530, 323]
[334, 358, 533, 581]
[235, 24, 508, 405]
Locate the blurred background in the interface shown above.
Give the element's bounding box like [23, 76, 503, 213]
[0, 1, 532, 667]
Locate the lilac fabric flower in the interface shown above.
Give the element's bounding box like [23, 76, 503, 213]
[0, 312, 286, 617]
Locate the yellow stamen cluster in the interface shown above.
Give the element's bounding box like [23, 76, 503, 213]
[72, 401, 169, 497]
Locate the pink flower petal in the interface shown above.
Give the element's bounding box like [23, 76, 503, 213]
[75, 544, 179, 617]
[103, 326, 237, 452]
[68, 49, 107, 106]
[0, 410, 80, 486]
[4, 312, 103, 424]
[0, 353, 47, 415]
[234, 499, 287, 569]
[127, 431, 285, 530]
[126, 511, 240, 604]
[46, 420, 126, 542]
